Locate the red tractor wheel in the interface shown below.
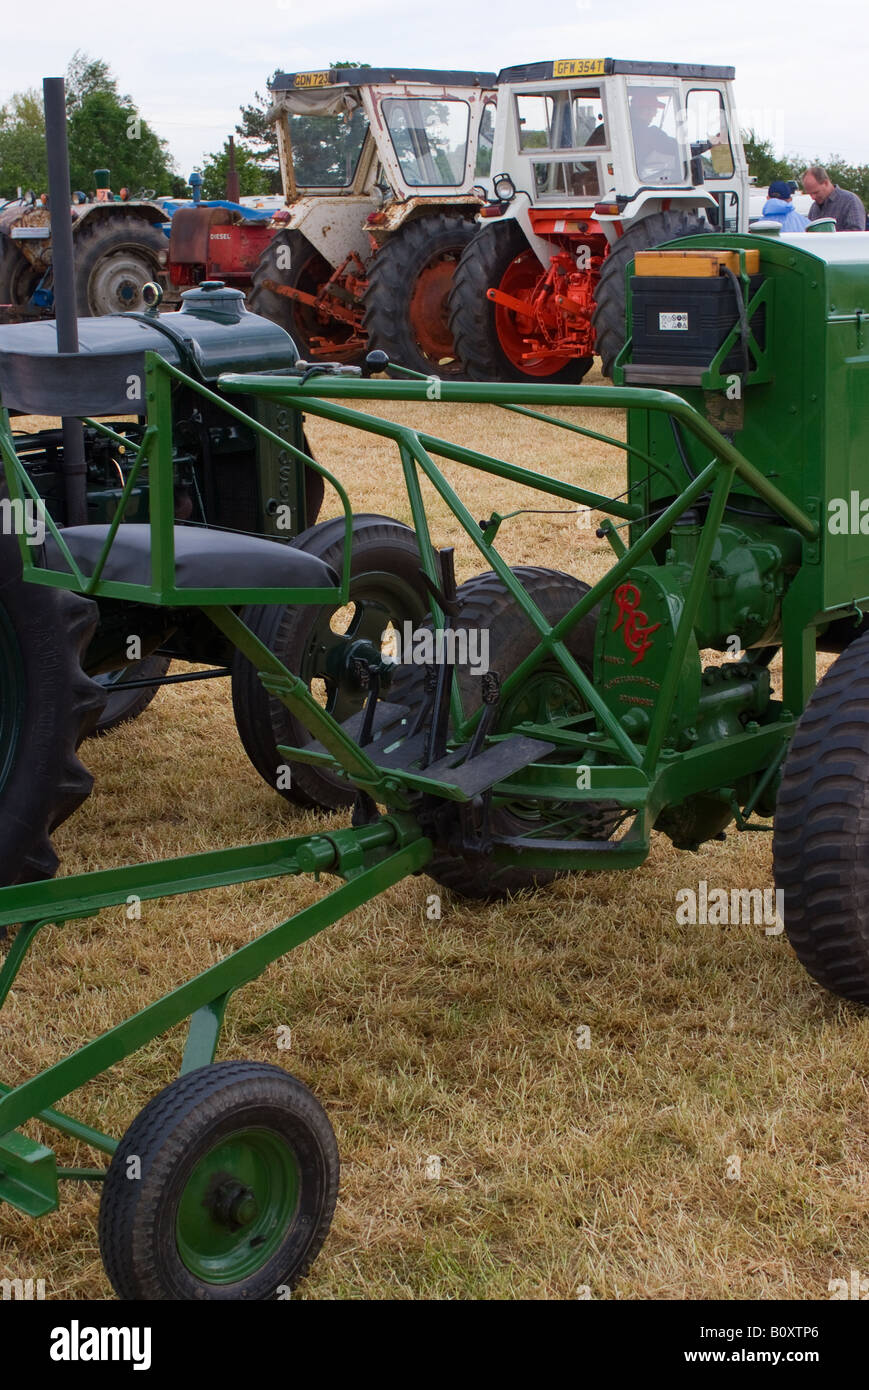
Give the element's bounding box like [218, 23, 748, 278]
[448, 220, 593, 383]
[363, 214, 477, 377]
[249, 230, 365, 364]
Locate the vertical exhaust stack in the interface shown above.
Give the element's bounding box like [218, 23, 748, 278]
[43, 76, 87, 527]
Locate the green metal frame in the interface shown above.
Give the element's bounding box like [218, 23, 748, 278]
[0, 352, 822, 1222]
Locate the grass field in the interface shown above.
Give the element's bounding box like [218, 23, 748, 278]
[2, 375, 868, 1301]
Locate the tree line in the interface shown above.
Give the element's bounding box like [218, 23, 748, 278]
[2, 56, 868, 207]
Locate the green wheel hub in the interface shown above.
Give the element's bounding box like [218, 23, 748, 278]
[176, 1127, 301, 1284]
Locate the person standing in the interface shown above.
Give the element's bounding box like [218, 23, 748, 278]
[762, 180, 809, 231]
[802, 165, 867, 230]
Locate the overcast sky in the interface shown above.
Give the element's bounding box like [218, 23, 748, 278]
[3, 0, 865, 181]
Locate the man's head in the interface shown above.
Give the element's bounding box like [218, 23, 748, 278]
[630, 88, 666, 125]
[768, 180, 794, 203]
[802, 165, 834, 205]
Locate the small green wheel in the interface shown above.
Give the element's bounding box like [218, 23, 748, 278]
[99, 1061, 339, 1300]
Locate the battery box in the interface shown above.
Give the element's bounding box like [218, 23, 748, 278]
[629, 272, 766, 371]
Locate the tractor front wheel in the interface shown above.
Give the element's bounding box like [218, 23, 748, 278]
[448, 220, 593, 383]
[773, 629, 869, 1004]
[591, 209, 712, 378]
[73, 215, 170, 316]
[0, 240, 44, 315]
[363, 214, 477, 376]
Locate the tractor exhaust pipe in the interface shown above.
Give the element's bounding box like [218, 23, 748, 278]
[43, 76, 88, 527]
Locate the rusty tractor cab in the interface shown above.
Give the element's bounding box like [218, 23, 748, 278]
[447, 57, 750, 381]
[243, 66, 496, 374]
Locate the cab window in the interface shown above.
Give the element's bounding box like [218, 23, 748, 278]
[685, 88, 734, 178]
[382, 98, 471, 186]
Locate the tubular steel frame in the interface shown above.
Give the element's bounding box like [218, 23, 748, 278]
[0, 352, 818, 1217]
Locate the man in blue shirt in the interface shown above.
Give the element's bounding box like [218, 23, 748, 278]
[762, 180, 809, 231]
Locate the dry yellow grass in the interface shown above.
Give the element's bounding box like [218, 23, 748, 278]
[2, 376, 867, 1301]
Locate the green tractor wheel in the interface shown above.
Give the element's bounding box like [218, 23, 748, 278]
[388, 566, 622, 899]
[231, 514, 429, 811]
[98, 1061, 339, 1300]
[0, 532, 105, 885]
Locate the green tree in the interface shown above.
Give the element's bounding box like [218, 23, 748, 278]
[67, 89, 175, 196]
[741, 129, 793, 186]
[65, 51, 124, 113]
[0, 89, 46, 197]
[197, 140, 272, 200]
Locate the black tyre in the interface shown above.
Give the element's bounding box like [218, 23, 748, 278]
[73, 215, 169, 316]
[388, 566, 618, 898]
[249, 229, 363, 364]
[99, 1061, 339, 1301]
[0, 239, 43, 313]
[363, 214, 477, 377]
[448, 220, 593, 384]
[92, 654, 172, 735]
[0, 532, 105, 884]
[231, 514, 428, 810]
[773, 630, 869, 1004]
[591, 209, 711, 377]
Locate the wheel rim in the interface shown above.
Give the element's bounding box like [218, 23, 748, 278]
[0, 604, 25, 794]
[176, 1127, 301, 1284]
[408, 253, 462, 371]
[494, 251, 568, 377]
[87, 249, 161, 314]
[298, 571, 428, 724]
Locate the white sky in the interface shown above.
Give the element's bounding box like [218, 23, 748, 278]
[3, 0, 866, 180]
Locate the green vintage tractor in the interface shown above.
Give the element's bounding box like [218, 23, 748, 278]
[0, 279, 428, 883]
[1, 224, 869, 1298]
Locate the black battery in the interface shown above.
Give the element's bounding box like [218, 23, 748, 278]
[630, 273, 765, 370]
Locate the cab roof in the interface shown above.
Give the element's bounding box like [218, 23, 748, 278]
[496, 58, 735, 83]
[271, 67, 496, 92]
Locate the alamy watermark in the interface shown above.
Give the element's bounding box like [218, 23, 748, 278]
[388, 620, 489, 676]
[675, 880, 783, 934]
[0, 496, 46, 546]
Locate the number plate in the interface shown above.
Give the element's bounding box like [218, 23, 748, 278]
[553, 59, 606, 78]
[294, 71, 330, 88]
[659, 312, 689, 331]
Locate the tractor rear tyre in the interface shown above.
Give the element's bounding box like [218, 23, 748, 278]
[249, 230, 363, 365]
[0, 533, 105, 884]
[0, 240, 44, 314]
[591, 209, 712, 378]
[363, 214, 477, 377]
[387, 566, 619, 898]
[773, 629, 869, 1004]
[231, 514, 428, 811]
[73, 215, 170, 316]
[448, 220, 593, 384]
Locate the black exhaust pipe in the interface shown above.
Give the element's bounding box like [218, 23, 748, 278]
[43, 76, 87, 527]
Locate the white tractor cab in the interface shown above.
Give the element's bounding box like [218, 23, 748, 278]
[447, 57, 750, 381]
[249, 66, 496, 374]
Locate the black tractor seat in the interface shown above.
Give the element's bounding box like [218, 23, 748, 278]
[42, 523, 339, 590]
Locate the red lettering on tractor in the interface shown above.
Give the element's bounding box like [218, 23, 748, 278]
[613, 583, 661, 666]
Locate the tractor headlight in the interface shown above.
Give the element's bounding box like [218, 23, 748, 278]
[493, 173, 516, 202]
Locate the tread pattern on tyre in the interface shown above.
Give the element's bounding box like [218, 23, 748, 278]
[0, 534, 105, 883]
[773, 629, 869, 1003]
[387, 566, 617, 899]
[591, 210, 711, 377]
[362, 213, 475, 376]
[231, 514, 425, 810]
[99, 1061, 339, 1301]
